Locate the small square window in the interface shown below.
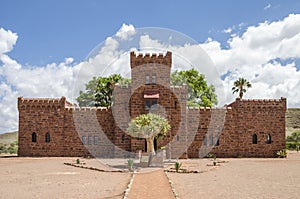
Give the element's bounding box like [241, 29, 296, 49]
[145, 99, 158, 110]
[146, 75, 150, 84]
[82, 136, 87, 145]
[94, 136, 99, 145]
[88, 136, 93, 145]
[152, 75, 156, 84]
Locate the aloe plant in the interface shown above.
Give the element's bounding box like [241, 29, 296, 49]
[127, 159, 134, 171]
[175, 161, 182, 172]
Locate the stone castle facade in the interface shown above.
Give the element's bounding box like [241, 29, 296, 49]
[18, 51, 286, 158]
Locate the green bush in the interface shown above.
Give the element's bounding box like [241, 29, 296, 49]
[286, 142, 298, 150]
[127, 159, 134, 171]
[174, 161, 182, 172]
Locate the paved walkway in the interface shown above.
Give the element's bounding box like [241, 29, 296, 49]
[127, 169, 175, 199]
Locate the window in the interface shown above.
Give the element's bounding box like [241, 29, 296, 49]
[203, 135, 207, 146]
[145, 99, 158, 110]
[88, 136, 93, 145]
[94, 136, 99, 145]
[82, 136, 87, 145]
[122, 134, 125, 143]
[209, 135, 213, 146]
[176, 135, 180, 141]
[215, 139, 220, 146]
[252, 134, 258, 144]
[45, 133, 50, 143]
[146, 75, 150, 84]
[174, 101, 177, 109]
[266, 134, 271, 144]
[152, 75, 156, 84]
[32, 132, 37, 142]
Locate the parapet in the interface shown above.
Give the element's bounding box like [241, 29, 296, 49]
[18, 96, 68, 109]
[229, 97, 287, 109]
[65, 107, 111, 113]
[130, 51, 172, 68]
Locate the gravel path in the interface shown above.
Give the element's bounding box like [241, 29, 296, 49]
[127, 169, 175, 199]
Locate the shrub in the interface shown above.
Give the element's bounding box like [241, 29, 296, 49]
[286, 142, 298, 150]
[205, 153, 215, 158]
[276, 149, 287, 158]
[76, 158, 80, 164]
[174, 161, 182, 172]
[127, 159, 134, 171]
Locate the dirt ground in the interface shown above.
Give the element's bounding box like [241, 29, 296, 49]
[0, 157, 131, 199]
[167, 151, 300, 199]
[1, 152, 299, 199]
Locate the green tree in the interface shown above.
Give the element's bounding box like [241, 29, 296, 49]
[232, 77, 252, 99]
[171, 69, 218, 107]
[76, 77, 98, 107]
[127, 113, 170, 154]
[76, 74, 131, 107]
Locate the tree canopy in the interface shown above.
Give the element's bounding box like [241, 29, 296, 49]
[232, 77, 252, 99]
[171, 69, 218, 107]
[76, 74, 130, 107]
[76, 69, 217, 107]
[127, 113, 171, 154]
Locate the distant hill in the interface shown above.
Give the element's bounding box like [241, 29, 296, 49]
[286, 108, 300, 137]
[0, 131, 18, 145]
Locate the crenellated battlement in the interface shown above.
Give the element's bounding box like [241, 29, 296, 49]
[65, 107, 111, 112]
[229, 97, 287, 109]
[18, 96, 68, 109]
[130, 51, 172, 68]
[187, 106, 232, 112]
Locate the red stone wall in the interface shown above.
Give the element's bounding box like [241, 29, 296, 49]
[17, 51, 287, 158]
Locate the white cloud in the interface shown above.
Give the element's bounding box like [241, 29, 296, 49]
[201, 14, 300, 106]
[264, 3, 271, 10]
[116, 24, 136, 40]
[223, 27, 233, 34]
[0, 28, 18, 55]
[1, 15, 300, 133]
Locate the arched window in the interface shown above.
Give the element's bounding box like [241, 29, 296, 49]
[215, 139, 220, 146]
[266, 134, 271, 144]
[203, 135, 207, 146]
[32, 132, 37, 142]
[252, 134, 258, 144]
[45, 133, 50, 143]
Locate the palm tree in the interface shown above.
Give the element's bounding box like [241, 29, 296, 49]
[127, 113, 170, 155]
[232, 78, 252, 99]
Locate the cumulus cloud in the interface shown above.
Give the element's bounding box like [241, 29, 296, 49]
[116, 24, 136, 40]
[0, 28, 18, 55]
[1, 15, 300, 133]
[201, 14, 300, 106]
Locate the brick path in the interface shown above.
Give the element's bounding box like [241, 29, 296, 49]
[127, 169, 175, 199]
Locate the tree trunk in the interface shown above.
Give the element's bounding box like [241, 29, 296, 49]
[239, 86, 243, 99]
[146, 137, 156, 155]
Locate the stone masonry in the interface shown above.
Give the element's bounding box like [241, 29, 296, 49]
[18, 51, 286, 158]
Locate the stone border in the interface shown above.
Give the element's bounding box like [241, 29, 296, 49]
[123, 172, 136, 199]
[64, 162, 126, 173]
[164, 171, 180, 199]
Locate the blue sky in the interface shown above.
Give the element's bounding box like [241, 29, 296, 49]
[1, 1, 300, 133]
[2, 0, 299, 65]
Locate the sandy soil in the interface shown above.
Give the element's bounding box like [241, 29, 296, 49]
[1, 152, 299, 199]
[0, 157, 131, 199]
[167, 151, 300, 199]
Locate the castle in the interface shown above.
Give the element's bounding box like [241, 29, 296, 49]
[18, 51, 286, 158]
